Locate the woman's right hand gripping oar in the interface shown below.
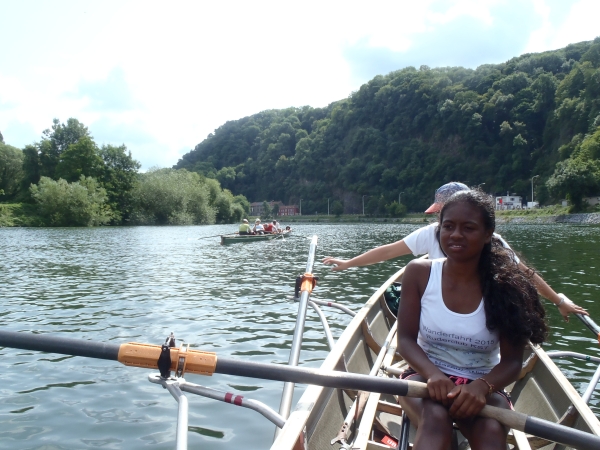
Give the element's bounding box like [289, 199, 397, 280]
[446, 379, 489, 420]
[426, 372, 457, 408]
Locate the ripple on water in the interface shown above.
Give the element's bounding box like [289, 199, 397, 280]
[0, 223, 599, 449]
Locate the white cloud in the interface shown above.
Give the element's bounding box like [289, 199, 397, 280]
[0, 0, 598, 169]
[73, 67, 139, 112]
[551, 0, 600, 49]
[524, 0, 599, 54]
[522, 0, 553, 54]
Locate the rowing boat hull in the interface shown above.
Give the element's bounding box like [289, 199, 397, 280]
[220, 231, 290, 245]
[272, 264, 600, 450]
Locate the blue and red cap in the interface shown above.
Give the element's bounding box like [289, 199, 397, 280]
[424, 182, 469, 214]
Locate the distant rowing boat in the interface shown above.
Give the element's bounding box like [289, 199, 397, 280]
[220, 230, 291, 245]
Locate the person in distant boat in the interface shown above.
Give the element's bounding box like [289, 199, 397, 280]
[322, 181, 587, 321]
[239, 218, 252, 235]
[397, 189, 547, 450]
[285, 225, 292, 232]
[263, 221, 275, 234]
[253, 218, 264, 235]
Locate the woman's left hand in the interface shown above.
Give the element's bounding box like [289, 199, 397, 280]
[446, 380, 488, 419]
[557, 295, 588, 322]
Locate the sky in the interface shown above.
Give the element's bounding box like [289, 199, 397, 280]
[1, 0, 599, 170]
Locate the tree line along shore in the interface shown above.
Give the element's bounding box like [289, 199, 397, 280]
[1, 38, 600, 227]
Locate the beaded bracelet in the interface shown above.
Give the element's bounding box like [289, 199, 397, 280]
[476, 377, 495, 395]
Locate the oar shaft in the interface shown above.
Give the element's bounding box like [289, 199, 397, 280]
[215, 357, 423, 397]
[478, 406, 600, 449]
[0, 330, 120, 361]
[1, 330, 599, 450]
[576, 313, 600, 337]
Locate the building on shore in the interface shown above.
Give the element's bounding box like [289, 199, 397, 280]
[583, 196, 600, 207]
[495, 195, 524, 210]
[249, 201, 300, 216]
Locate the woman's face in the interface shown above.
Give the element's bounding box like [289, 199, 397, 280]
[439, 201, 492, 262]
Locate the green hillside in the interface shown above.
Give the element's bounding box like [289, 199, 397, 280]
[176, 38, 600, 213]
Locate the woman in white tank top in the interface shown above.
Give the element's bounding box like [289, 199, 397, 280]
[397, 190, 547, 450]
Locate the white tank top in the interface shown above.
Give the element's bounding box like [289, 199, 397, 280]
[417, 259, 500, 379]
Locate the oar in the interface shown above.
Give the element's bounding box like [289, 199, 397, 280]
[199, 232, 244, 240]
[0, 330, 599, 450]
[575, 313, 600, 339]
[198, 233, 231, 240]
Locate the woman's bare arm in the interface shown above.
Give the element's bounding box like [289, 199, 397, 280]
[519, 262, 588, 320]
[323, 240, 411, 271]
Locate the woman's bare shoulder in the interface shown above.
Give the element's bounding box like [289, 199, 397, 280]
[403, 258, 432, 280]
[405, 258, 432, 270]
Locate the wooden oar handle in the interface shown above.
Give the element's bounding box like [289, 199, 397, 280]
[405, 379, 548, 428]
[404, 380, 429, 398]
[404, 379, 600, 450]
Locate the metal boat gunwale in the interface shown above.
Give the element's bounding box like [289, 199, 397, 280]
[271, 260, 600, 450]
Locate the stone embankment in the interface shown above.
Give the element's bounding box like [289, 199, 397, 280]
[497, 213, 600, 225]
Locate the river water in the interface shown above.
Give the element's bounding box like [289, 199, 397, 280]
[0, 223, 598, 449]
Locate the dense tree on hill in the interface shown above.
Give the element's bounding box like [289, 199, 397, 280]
[547, 128, 600, 210]
[176, 38, 600, 213]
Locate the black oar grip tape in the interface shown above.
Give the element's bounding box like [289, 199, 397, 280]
[524, 416, 600, 450]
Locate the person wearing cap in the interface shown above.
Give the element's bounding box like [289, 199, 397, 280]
[239, 218, 252, 235]
[253, 218, 264, 235]
[322, 181, 587, 321]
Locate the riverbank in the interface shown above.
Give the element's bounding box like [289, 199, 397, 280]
[280, 214, 431, 224]
[279, 208, 600, 225]
[3, 201, 599, 226]
[493, 205, 600, 224]
[497, 212, 600, 224]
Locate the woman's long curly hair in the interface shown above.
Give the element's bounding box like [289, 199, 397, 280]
[439, 190, 547, 346]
